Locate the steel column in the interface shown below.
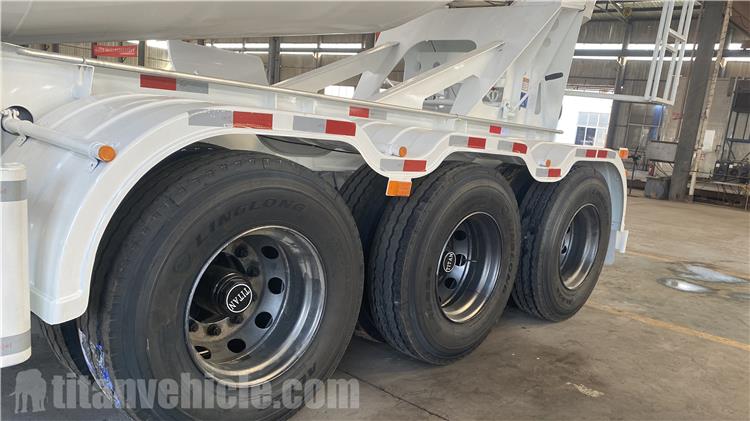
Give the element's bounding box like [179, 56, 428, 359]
[669, 0, 727, 200]
[267, 37, 281, 84]
[606, 21, 632, 149]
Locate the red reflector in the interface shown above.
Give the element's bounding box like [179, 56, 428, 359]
[140, 74, 176, 90]
[467, 137, 486, 149]
[325, 120, 356, 136]
[233, 112, 273, 129]
[585, 149, 597, 158]
[597, 150, 608, 158]
[512, 143, 527, 154]
[403, 160, 427, 172]
[349, 107, 370, 118]
[490, 125, 503, 135]
[548, 168, 561, 177]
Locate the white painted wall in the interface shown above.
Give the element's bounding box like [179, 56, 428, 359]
[555, 96, 613, 146]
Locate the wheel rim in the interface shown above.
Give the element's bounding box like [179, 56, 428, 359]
[559, 204, 601, 290]
[185, 226, 325, 387]
[435, 212, 503, 323]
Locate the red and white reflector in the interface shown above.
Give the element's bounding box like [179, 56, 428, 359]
[293, 116, 356, 136]
[188, 109, 273, 130]
[449, 135, 486, 150]
[536, 167, 562, 178]
[498, 141, 527, 154]
[576, 149, 616, 159]
[381, 159, 427, 172]
[140, 74, 209, 94]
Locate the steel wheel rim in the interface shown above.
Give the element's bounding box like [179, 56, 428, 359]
[435, 212, 502, 323]
[559, 204, 601, 290]
[185, 226, 325, 387]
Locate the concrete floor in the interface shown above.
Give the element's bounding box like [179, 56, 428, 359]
[2, 194, 749, 420]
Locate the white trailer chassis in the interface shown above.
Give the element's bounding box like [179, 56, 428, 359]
[0, 1, 629, 369]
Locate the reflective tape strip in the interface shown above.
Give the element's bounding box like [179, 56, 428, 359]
[348, 106, 387, 120]
[326, 120, 356, 136]
[449, 135, 486, 149]
[536, 168, 561, 178]
[575, 149, 617, 159]
[188, 110, 274, 129]
[380, 159, 427, 172]
[141, 75, 209, 93]
[233, 111, 273, 129]
[293, 116, 326, 133]
[489, 125, 503, 135]
[497, 141, 527, 154]
[0, 180, 27, 202]
[176, 79, 209, 94]
[293, 116, 356, 136]
[1, 330, 30, 356]
[141, 74, 176, 90]
[188, 110, 232, 127]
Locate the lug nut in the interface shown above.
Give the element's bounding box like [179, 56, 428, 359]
[230, 315, 244, 325]
[207, 324, 222, 336]
[246, 265, 260, 277]
[188, 320, 198, 332]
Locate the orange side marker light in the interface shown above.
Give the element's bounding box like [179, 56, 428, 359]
[386, 180, 412, 197]
[98, 145, 117, 162]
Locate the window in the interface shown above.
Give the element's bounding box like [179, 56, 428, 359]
[575, 112, 609, 146]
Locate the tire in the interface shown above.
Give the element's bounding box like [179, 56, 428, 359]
[39, 318, 91, 379]
[512, 165, 611, 321]
[40, 144, 223, 382]
[498, 164, 534, 204]
[368, 162, 521, 365]
[339, 164, 390, 342]
[79, 151, 363, 419]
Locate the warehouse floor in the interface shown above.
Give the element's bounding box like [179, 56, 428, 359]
[2, 194, 749, 420]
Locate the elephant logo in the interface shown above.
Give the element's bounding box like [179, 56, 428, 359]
[9, 369, 47, 413]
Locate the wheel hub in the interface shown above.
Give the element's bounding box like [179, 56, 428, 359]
[435, 212, 502, 323]
[194, 265, 254, 317]
[185, 226, 326, 387]
[558, 204, 601, 290]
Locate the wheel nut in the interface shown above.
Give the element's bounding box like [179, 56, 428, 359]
[207, 324, 222, 336]
[246, 265, 260, 277]
[188, 320, 198, 332]
[230, 315, 244, 325]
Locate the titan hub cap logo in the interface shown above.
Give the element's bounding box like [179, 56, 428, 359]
[442, 252, 456, 273]
[225, 284, 253, 314]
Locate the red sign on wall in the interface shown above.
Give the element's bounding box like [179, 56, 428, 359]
[92, 44, 138, 58]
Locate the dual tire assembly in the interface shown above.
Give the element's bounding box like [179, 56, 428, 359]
[43, 150, 611, 419]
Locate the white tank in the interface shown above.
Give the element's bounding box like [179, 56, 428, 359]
[1, 1, 447, 43]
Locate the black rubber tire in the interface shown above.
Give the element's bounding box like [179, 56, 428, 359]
[512, 166, 611, 321]
[498, 164, 534, 204]
[79, 151, 363, 419]
[339, 164, 390, 342]
[38, 318, 91, 379]
[39, 144, 224, 382]
[368, 162, 521, 365]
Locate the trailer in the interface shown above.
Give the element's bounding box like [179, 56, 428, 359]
[0, 1, 647, 418]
